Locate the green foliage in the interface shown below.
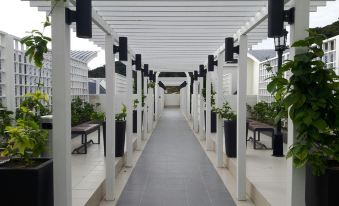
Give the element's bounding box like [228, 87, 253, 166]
[0, 104, 13, 137]
[212, 101, 236, 120]
[71, 97, 97, 126]
[147, 81, 155, 89]
[310, 20, 339, 39]
[201, 84, 216, 106]
[247, 101, 286, 125]
[91, 111, 105, 123]
[16, 90, 51, 123]
[20, 17, 51, 69]
[267, 30, 339, 175]
[133, 99, 139, 109]
[116, 104, 127, 121]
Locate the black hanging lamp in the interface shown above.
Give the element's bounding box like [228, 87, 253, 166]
[225, 37, 240, 63]
[208, 55, 218, 71]
[113, 37, 128, 61]
[132, 54, 142, 70]
[65, 0, 92, 38]
[268, 0, 295, 38]
[194, 70, 199, 81]
[199, 65, 205, 77]
[143, 64, 149, 77]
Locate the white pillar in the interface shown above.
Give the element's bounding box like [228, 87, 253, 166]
[3, 33, 15, 113]
[287, 1, 309, 205]
[147, 86, 153, 133]
[51, 1, 72, 205]
[216, 54, 224, 167]
[236, 35, 247, 200]
[193, 80, 199, 133]
[186, 77, 191, 119]
[206, 72, 213, 150]
[199, 76, 205, 140]
[136, 70, 142, 149]
[126, 54, 133, 167]
[104, 34, 116, 200]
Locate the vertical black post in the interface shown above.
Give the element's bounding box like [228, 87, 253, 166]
[273, 50, 284, 157]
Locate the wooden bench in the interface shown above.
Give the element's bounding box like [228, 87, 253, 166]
[246, 120, 274, 150]
[71, 122, 101, 154]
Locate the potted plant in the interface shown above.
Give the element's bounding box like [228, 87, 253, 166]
[267, 31, 339, 206]
[115, 104, 127, 157]
[0, 92, 52, 206]
[202, 84, 217, 133]
[133, 99, 139, 133]
[213, 102, 237, 157]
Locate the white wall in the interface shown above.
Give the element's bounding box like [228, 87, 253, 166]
[165, 94, 180, 107]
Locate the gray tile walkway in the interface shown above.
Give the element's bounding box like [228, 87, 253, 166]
[117, 108, 236, 206]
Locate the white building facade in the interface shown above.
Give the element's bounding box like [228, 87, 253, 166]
[0, 30, 96, 112]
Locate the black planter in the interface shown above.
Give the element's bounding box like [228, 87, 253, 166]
[305, 161, 339, 206]
[0, 158, 53, 206]
[224, 120, 237, 157]
[204, 110, 217, 133]
[133, 110, 137, 133]
[103, 121, 126, 157]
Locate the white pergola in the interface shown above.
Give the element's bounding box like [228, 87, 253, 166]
[24, 1, 333, 206]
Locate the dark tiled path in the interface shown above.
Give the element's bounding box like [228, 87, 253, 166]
[117, 108, 236, 206]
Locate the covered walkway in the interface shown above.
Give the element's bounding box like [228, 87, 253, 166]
[117, 108, 235, 206]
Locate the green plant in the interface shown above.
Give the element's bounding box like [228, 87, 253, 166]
[201, 84, 216, 106]
[267, 31, 339, 175]
[247, 101, 287, 126]
[116, 104, 127, 121]
[147, 81, 155, 89]
[16, 90, 51, 123]
[71, 97, 96, 126]
[1, 119, 48, 165]
[133, 99, 139, 110]
[212, 101, 236, 120]
[0, 104, 13, 138]
[91, 112, 105, 123]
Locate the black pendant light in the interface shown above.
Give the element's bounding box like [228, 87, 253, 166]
[143, 64, 149, 77]
[268, 0, 295, 38]
[225, 37, 240, 63]
[194, 70, 198, 81]
[132, 54, 142, 70]
[113, 37, 128, 61]
[65, 0, 92, 38]
[208, 55, 218, 71]
[199, 65, 205, 77]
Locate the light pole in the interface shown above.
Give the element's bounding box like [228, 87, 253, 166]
[272, 29, 288, 157]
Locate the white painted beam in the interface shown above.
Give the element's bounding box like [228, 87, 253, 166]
[216, 54, 224, 168]
[126, 54, 133, 167]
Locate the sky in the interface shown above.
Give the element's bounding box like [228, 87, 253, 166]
[1, 0, 339, 69]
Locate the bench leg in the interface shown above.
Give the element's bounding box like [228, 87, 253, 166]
[258, 131, 261, 142]
[84, 134, 87, 154]
[254, 131, 257, 149]
[98, 127, 100, 144]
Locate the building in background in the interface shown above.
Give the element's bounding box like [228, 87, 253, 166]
[248, 34, 339, 103]
[0, 30, 97, 112]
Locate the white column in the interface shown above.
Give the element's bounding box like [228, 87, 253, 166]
[206, 72, 213, 150]
[216, 54, 224, 167]
[3, 33, 15, 113]
[236, 35, 247, 200]
[287, 1, 309, 205]
[136, 70, 142, 149]
[104, 34, 116, 200]
[186, 77, 191, 119]
[193, 80, 199, 133]
[126, 54, 133, 167]
[199, 76, 205, 140]
[155, 73, 159, 120]
[147, 86, 153, 132]
[51, 1, 72, 205]
[143, 76, 148, 139]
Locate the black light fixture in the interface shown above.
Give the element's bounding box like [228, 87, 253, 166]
[143, 64, 149, 77]
[132, 54, 142, 70]
[194, 70, 198, 81]
[225, 37, 240, 63]
[113, 37, 128, 61]
[65, 0, 92, 38]
[268, 0, 295, 38]
[208, 55, 218, 71]
[199, 65, 205, 77]
[149, 70, 154, 81]
[153, 72, 157, 82]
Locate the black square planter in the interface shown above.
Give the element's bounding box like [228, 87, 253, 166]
[133, 110, 137, 133]
[224, 120, 237, 158]
[103, 121, 126, 157]
[0, 158, 53, 206]
[204, 110, 217, 133]
[306, 161, 339, 206]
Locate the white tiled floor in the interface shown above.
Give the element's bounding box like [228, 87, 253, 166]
[71, 128, 106, 206]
